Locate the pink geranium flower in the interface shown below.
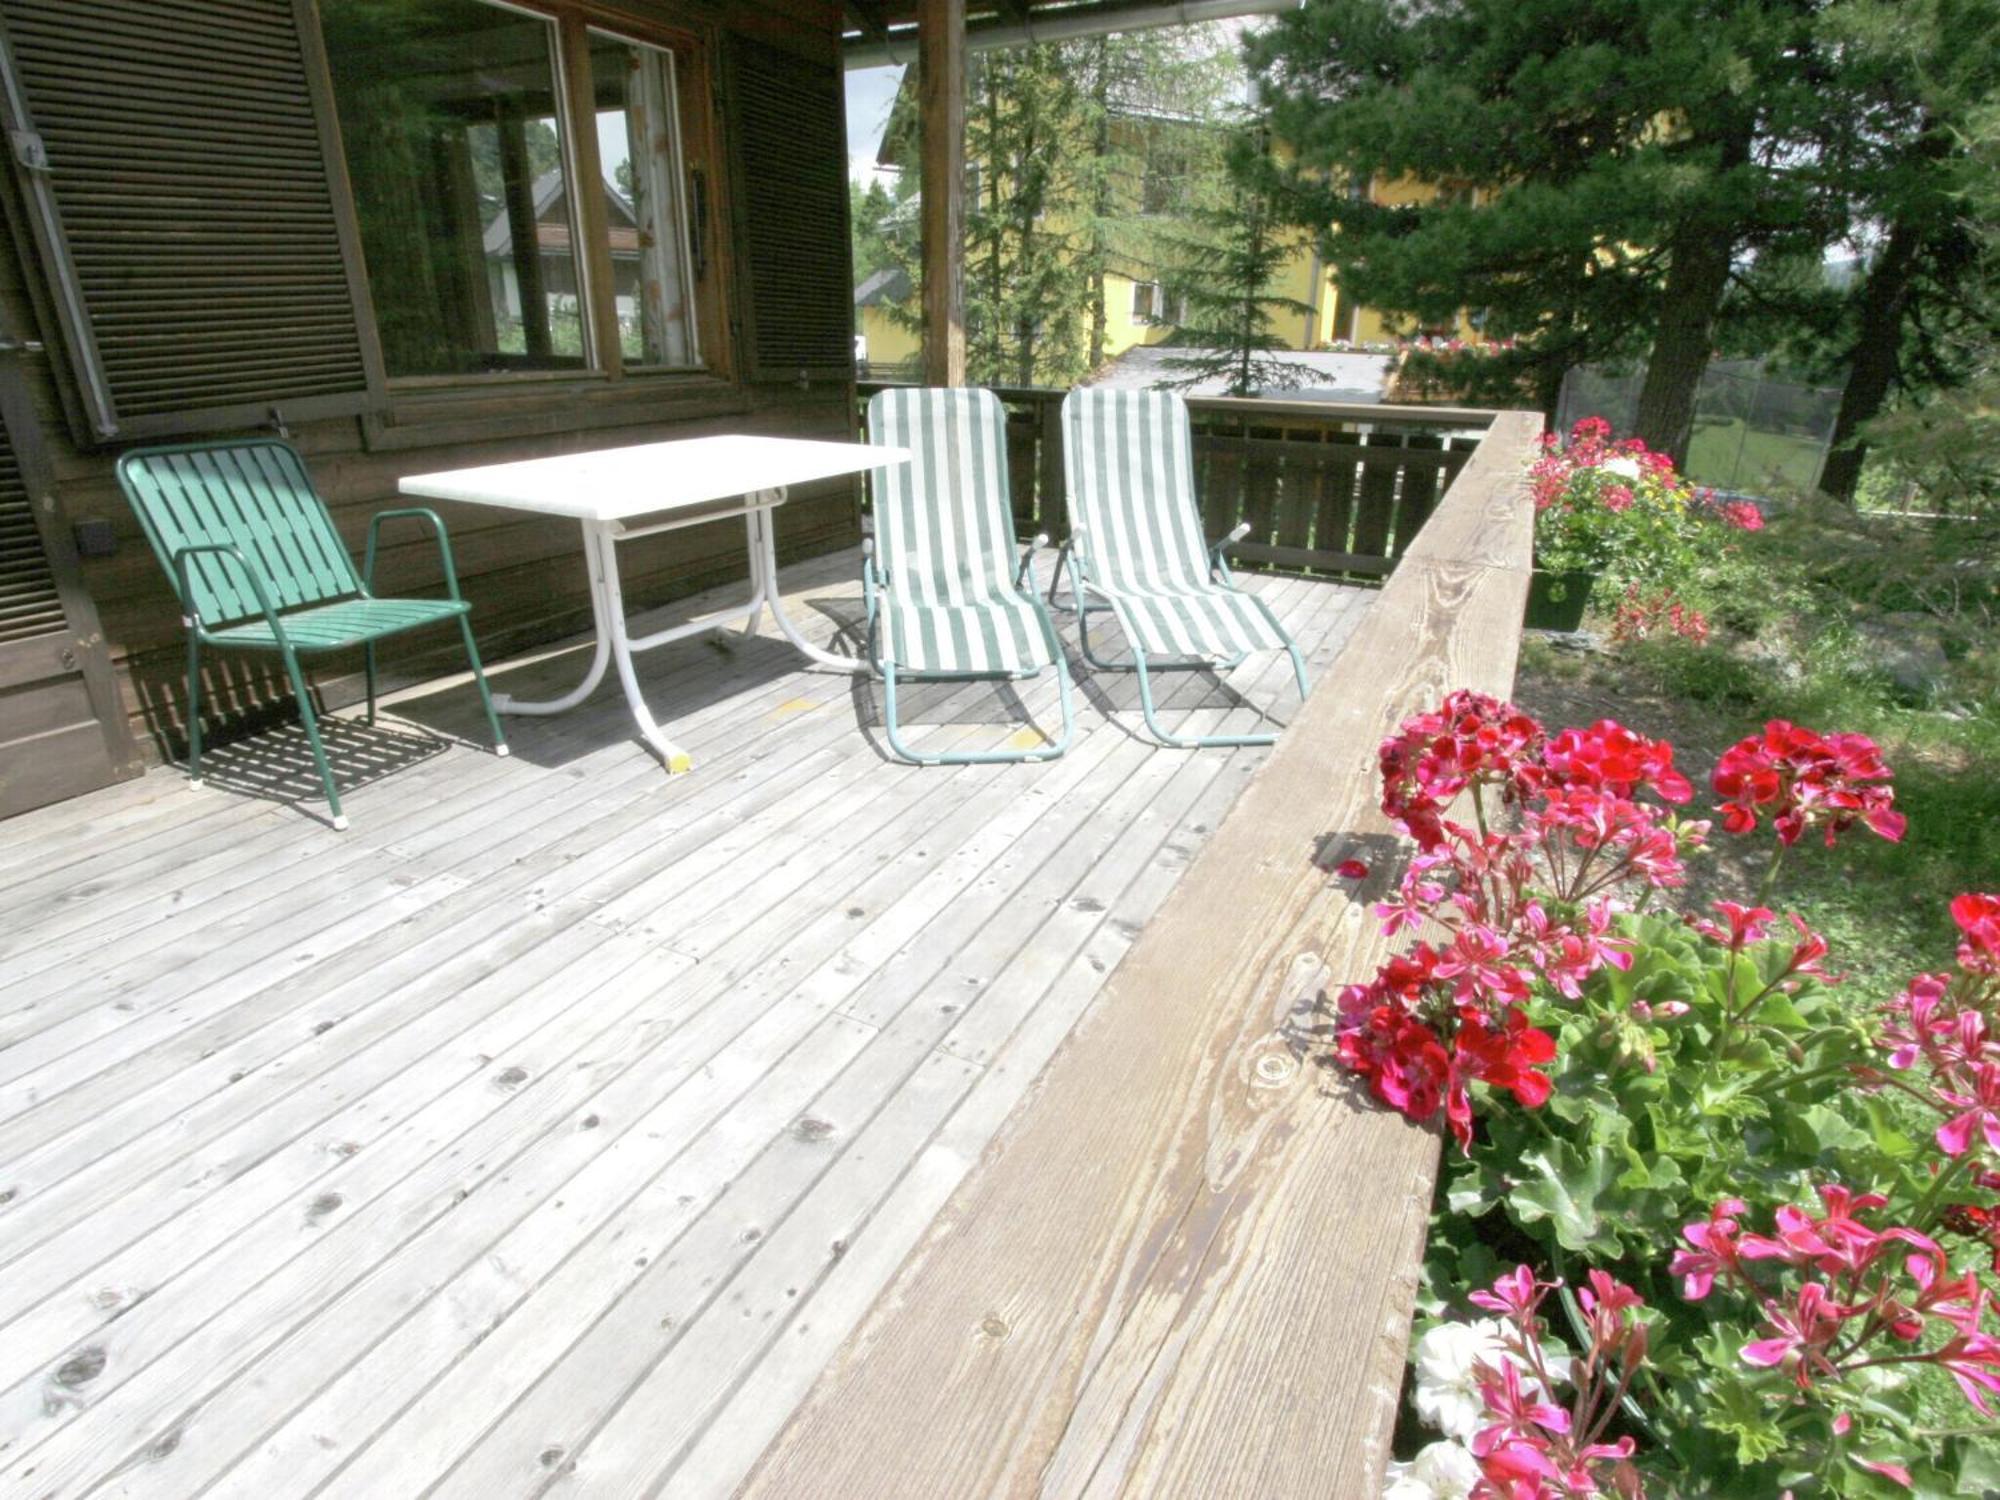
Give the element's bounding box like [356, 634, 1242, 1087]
[1713, 721, 1905, 848]
[1936, 1062, 2000, 1159]
[1953, 892, 2000, 975]
[1742, 1282, 1847, 1383]
[1672, 1198, 1749, 1300]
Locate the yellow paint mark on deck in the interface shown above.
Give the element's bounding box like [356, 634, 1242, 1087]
[772, 697, 819, 717]
[1006, 729, 1047, 750]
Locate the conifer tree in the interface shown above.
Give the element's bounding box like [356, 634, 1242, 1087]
[1155, 141, 1315, 396]
[1249, 0, 1837, 461]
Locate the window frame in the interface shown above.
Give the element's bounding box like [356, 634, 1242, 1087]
[307, 0, 741, 444]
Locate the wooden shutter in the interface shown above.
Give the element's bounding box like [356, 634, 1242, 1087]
[0, 353, 141, 817]
[0, 0, 379, 443]
[727, 37, 855, 383]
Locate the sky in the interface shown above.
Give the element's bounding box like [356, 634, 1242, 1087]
[845, 65, 907, 184]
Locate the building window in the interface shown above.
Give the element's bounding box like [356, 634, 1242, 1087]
[587, 29, 699, 368]
[321, 0, 585, 378]
[320, 0, 704, 383]
[1132, 280, 1185, 327]
[1139, 143, 1189, 218]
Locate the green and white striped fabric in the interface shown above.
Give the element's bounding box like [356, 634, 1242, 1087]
[1062, 388, 1291, 658]
[867, 387, 1057, 675]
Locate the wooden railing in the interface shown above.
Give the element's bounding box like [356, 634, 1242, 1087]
[857, 379, 1493, 578]
[748, 406, 1546, 1498]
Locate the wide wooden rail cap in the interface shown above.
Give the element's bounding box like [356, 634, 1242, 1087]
[743, 408, 1543, 1496]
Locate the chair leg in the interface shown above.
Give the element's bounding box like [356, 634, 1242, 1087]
[279, 647, 346, 830]
[364, 642, 378, 725]
[1133, 643, 1278, 750]
[1045, 539, 1074, 610]
[880, 660, 935, 766]
[184, 631, 205, 787]
[880, 656, 1072, 767]
[456, 616, 510, 757]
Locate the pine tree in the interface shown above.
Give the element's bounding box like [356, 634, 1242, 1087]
[1788, 0, 2000, 500]
[864, 27, 1244, 388]
[1249, 0, 1839, 461]
[1155, 141, 1315, 396]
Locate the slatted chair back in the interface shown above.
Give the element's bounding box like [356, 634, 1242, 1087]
[118, 440, 362, 628]
[1061, 387, 1215, 597]
[866, 386, 1024, 612]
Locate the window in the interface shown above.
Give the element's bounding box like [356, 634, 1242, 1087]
[319, 0, 705, 383]
[1131, 281, 1185, 327]
[1139, 140, 1190, 218]
[587, 30, 699, 367]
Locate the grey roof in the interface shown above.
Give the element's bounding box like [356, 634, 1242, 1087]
[1085, 345, 1394, 401]
[855, 265, 913, 307]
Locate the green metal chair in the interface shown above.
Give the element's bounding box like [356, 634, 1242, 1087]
[116, 439, 507, 829]
[1058, 387, 1309, 749]
[863, 386, 1074, 765]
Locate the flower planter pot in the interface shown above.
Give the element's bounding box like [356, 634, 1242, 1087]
[1524, 568, 1597, 632]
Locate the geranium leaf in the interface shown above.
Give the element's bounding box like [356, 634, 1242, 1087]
[1509, 1142, 1619, 1254]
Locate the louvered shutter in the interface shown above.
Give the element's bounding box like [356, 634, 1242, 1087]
[0, 354, 140, 817]
[727, 38, 855, 383]
[0, 402, 60, 650]
[0, 0, 378, 443]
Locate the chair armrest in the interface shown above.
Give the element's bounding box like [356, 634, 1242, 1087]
[172, 542, 286, 642]
[1211, 521, 1252, 581]
[364, 506, 464, 600]
[1211, 521, 1251, 561]
[1014, 530, 1050, 591]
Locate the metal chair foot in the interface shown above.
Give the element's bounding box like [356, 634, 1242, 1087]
[332, 814, 350, 831]
[495, 744, 512, 758]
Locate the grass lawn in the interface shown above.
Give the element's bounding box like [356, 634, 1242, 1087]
[1685, 417, 1828, 494]
[1514, 636, 2000, 991]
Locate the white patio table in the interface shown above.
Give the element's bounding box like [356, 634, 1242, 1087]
[399, 434, 909, 773]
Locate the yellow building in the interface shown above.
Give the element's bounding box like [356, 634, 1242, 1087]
[852, 84, 1485, 380]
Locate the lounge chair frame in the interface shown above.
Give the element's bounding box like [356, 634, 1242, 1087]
[862, 388, 1075, 767]
[1057, 389, 1309, 749]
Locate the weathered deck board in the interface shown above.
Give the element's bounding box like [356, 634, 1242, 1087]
[742, 410, 1542, 1499]
[0, 546, 1367, 1499]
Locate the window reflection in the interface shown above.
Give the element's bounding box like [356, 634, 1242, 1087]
[322, 0, 588, 377]
[588, 31, 700, 367]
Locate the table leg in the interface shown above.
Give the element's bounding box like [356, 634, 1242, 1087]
[493, 518, 612, 715]
[751, 491, 865, 672]
[730, 508, 765, 639]
[594, 524, 696, 773]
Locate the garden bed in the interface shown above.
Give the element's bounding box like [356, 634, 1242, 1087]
[1358, 426, 2000, 1497]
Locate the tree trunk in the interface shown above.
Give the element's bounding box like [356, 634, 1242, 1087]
[1632, 227, 1733, 465]
[1087, 39, 1110, 371]
[1818, 217, 1924, 503]
[1634, 128, 1753, 465]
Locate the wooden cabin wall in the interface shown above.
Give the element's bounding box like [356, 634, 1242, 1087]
[0, 0, 862, 770]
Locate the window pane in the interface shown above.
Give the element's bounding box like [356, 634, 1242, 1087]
[321, 0, 588, 378]
[588, 31, 699, 367]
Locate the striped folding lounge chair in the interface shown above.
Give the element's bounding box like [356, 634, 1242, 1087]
[862, 386, 1075, 766]
[1059, 386, 1309, 749]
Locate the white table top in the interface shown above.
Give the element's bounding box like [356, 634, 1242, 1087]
[398, 434, 910, 522]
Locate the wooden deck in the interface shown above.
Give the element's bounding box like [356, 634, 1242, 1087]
[0, 547, 1368, 1499]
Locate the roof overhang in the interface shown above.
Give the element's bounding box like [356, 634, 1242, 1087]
[842, 0, 1301, 69]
